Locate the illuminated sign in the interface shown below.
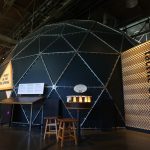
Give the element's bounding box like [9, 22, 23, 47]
[0, 61, 13, 90]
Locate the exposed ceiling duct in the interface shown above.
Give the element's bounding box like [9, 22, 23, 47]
[102, 13, 117, 27]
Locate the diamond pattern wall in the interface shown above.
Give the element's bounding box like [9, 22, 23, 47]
[122, 41, 150, 131]
[0, 20, 136, 129]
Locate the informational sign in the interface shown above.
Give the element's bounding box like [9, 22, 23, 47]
[18, 83, 44, 95]
[0, 61, 13, 90]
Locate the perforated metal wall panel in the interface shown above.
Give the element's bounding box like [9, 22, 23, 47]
[122, 41, 150, 130]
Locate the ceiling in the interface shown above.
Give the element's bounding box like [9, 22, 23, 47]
[0, 0, 150, 62]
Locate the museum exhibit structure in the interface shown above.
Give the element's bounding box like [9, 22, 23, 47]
[0, 20, 136, 130]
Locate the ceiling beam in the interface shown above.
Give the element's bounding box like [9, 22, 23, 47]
[3, 0, 16, 13]
[3, 0, 15, 8]
[0, 34, 17, 45]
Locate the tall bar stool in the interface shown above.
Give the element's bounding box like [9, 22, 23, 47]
[43, 117, 58, 140]
[57, 118, 78, 147]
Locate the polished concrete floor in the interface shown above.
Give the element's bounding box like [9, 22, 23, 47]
[0, 126, 150, 150]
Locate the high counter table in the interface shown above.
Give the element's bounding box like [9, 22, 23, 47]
[66, 102, 91, 141]
[0, 96, 44, 132]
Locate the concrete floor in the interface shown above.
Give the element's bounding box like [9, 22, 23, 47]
[0, 126, 150, 150]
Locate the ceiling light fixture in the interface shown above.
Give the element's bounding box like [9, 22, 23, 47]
[126, 0, 138, 8]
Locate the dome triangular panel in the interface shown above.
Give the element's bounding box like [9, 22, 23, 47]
[12, 56, 37, 85]
[57, 55, 102, 86]
[80, 53, 119, 84]
[40, 36, 58, 52]
[92, 22, 120, 34]
[79, 33, 116, 53]
[93, 32, 123, 52]
[43, 24, 64, 35]
[13, 38, 34, 58]
[62, 24, 84, 34]
[15, 37, 40, 59]
[107, 59, 125, 123]
[44, 90, 61, 117]
[82, 90, 114, 128]
[43, 37, 75, 53]
[42, 53, 74, 84]
[17, 57, 52, 86]
[63, 32, 87, 50]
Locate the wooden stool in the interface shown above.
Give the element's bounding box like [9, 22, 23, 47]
[44, 117, 58, 140]
[57, 118, 78, 147]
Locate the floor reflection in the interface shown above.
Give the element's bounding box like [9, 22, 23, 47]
[0, 126, 150, 150]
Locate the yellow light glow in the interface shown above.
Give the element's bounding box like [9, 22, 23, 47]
[87, 96, 91, 102]
[73, 96, 76, 102]
[79, 96, 82, 103]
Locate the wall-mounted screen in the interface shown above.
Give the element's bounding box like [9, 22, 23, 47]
[18, 83, 44, 94]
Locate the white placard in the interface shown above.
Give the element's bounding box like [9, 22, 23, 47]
[18, 83, 44, 94]
[6, 90, 12, 98]
[74, 84, 87, 93]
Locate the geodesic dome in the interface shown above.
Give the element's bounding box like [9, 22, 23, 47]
[0, 20, 136, 129]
